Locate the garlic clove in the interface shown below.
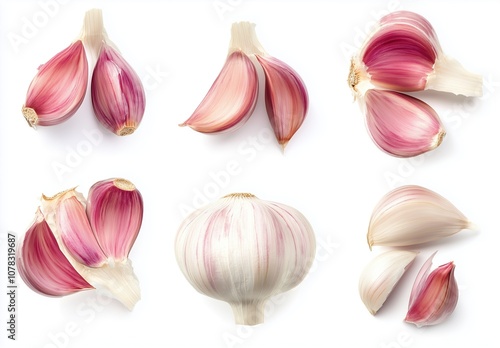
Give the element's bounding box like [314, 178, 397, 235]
[256, 55, 308, 150]
[405, 252, 459, 327]
[363, 89, 445, 157]
[367, 185, 472, 249]
[86, 178, 143, 262]
[175, 193, 316, 325]
[359, 250, 417, 315]
[350, 11, 482, 97]
[44, 189, 107, 268]
[22, 40, 88, 128]
[179, 50, 258, 134]
[91, 41, 146, 136]
[17, 208, 94, 296]
[84, 9, 146, 136]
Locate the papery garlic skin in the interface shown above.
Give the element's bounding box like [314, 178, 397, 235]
[350, 11, 482, 97]
[91, 42, 146, 136]
[179, 50, 258, 133]
[405, 252, 459, 327]
[175, 193, 316, 325]
[367, 185, 471, 249]
[22, 40, 88, 128]
[39, 179, 143, 310]
[359, 250, 417, 315]
[363, 89, 445, 157]
[86, 178, 143, 261]
[256, 55, 309, 149]
[17, 208, 94, 296]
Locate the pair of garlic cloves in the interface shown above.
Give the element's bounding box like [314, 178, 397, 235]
[180, 22, 308, 150]
[350, 11, 482, 157]
[359, 250, 458, 327]
[17, 178, 143, 310]
[175, 193, 316, 325]
[360, 185, 470, 326]
[22, 9, 145, 136]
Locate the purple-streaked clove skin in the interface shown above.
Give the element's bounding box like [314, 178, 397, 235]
[22, 40, 88, 128]
[91, 42, 146, 136]
[350, 11, 482, 97]
[17, 208, 93, 296]
[179, 50, 258, 133]
[86, 178, 144, 261]
[363, 89, 445, 157]
[256, 55, 309, 150]
[405, 252, 459, 327]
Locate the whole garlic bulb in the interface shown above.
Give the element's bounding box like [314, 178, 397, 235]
[175, 193, 316, 325]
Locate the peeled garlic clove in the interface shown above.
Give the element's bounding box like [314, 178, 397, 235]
[363, 89, 445, 157]
[175, 193, 316, 325]
[17, 208, 94, 296]
[256, 55, 308, 150]
[22, 40, 88, 128]
[405, 252, 459, 327]
[179, 50, 258, 133]
[86, 178, 143, 261]
[84, 9, 146, 136]
[350, 11, 482, 97]
[367, 185, 471, 249]
[359, 250, 417, 315]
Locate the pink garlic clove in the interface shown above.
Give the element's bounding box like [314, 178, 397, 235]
[17, 208, 93, 296]
[405, 252, 459, 327]
[363, 89, 445, 158]
[180, 50, 258, 134]
[91, 42, 146, 136]
[256, 55, 309, 150]
[86, 178, 144, 262]
[350, 10, 482, 97]
[22, 40, 88, 128]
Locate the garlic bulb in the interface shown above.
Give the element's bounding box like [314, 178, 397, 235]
[350, 11, 482, 97]
[22, 40, 88, 127]
[367, 185, 471, 249]
[363, 89, 445, 157]
[17, 178, 143, 310]
[175, 193, 316, 325]
[359, 250, 417, 315]
[405, 252, 459, 327]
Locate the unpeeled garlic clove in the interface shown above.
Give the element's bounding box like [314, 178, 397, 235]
[350, 11, 482, 97]
[86, 178, 143, 261]
[362, 89, 445, 157]
[367, 185, 471, 249]
[179, 50, 258, 133]
[84, 9, 146, 136]
[405, 252, 459, 327]
[17, 208, 94, 296]
[22, 40, 88, 128]
[175, 193, 316, 325]
[359, 250, 417, 315]
[256, 55, 308, 150]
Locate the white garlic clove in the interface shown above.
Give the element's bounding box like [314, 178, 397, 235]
[175, 193, 316, 325]
[367, 185, 472, 249]
[359, 250, 417, 315]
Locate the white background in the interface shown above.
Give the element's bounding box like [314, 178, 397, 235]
[1, 0, 499, 347]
